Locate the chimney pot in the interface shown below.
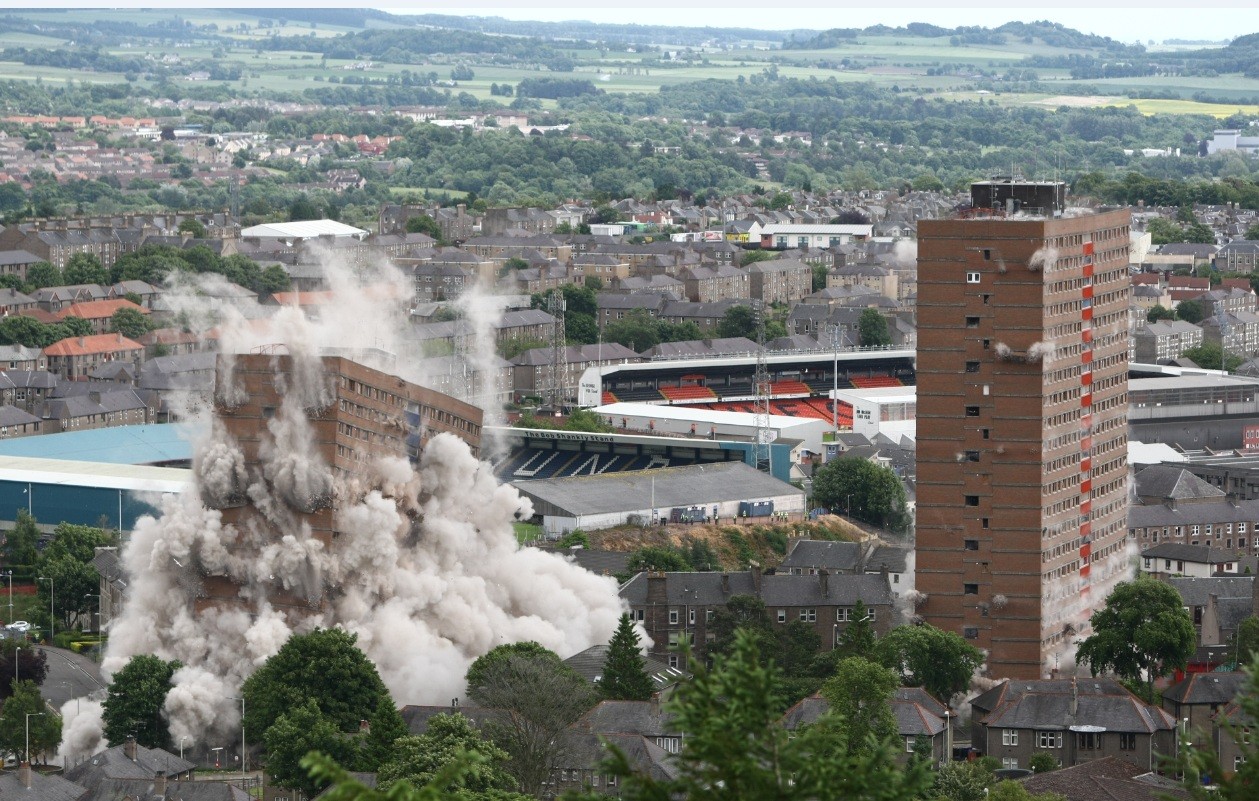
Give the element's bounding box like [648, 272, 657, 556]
[125, 734, 138, 761]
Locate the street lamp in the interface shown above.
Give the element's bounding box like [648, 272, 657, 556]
[4, 569, 12, 624]
[36, 575, 53, 642]
[210, 746, 223, 769]
[179, 736, 188, 762]
[225, 695, 246, 780]
[14, 646, 19, 684]
[25, 712, 45, 764]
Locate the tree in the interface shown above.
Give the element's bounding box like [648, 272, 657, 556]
[1146, 304, 1175, 323]
[931, 759, 992, 801]
[1232, 616, 1259, 668]
[109, 307, 152, 339]
[242, 628, 392, 743]
[1076, 577, 1196, 702]
[263, 699, 360, 797]
[626, 546, 691, 573]
[464, 643, 598, 796]
[715, 304, 759, 340]
[1244, 223, 1259, 241]
[376, 714, 528, 800]
[988, 781, 1068, 801]
[578, 630, 931, 801]
[289, 196, 322, 221]
[0, 680, 61, 762]
[604, 309, 662, 352]
[1176, 299, 1207, 324]
[178, 218, 207, 238]
[1181, 342, 1242, 372]
[102, 654, 180, 748]
[835, 599, 876, 659]
[858, 308, 892, 347]
[0, 640, 48, 700]
[63, 253, 109, 286]
[358, 697, 408, 771]
[1146, 217, 1185, 245]
[405, 214, 443, 241]
[812, 456, 911, 532]
[1028, 752, 1059, 774]
[2, 510, 39, 582]
[874, 624, 983, 702]
[24, 261, 62, 291]
[600, 614, 655, 701]
[819, 657, 899, 751]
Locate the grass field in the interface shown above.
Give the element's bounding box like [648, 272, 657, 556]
[514, 521, 543, 545]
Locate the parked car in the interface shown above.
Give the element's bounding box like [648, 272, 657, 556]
[5, 621, 31, 632]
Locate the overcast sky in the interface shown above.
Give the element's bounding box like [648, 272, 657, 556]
[380, 2, 1259, 45]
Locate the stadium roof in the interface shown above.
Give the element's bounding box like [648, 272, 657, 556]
[239, 220, 368, 240]
[511, 461, 801, 517]
[0, 423, 198, 465]
[595, 401, 822, 431]
[0, 455, 189, 493]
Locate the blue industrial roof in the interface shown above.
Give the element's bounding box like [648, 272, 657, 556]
[0, 423, 199, 465]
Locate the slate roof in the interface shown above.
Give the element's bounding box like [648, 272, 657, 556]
[0, 769, 88, 801]
[1140, 543, 1237, 565]
[563, 732, 678, 783]
[1128, 499, 1259, 529]
[1019, 756, 1190, 801]
[0, 404, 41, 425]
[563, 646, 687, 690]
[1162, 671, 1247, 706]
[574, 699, 679, 737]
[1134, 465, 1224, 501]
[779, 540, 863, 572]
[779, 689, 946, 737]
[0, 248, 43, 266]
[40, 389, 149, 421]
[620, 568, 892, 610]
[64, 742, 196, 786]
[980, 690, 1175, 734]
[1168, 576, 1254, 607]
[399, 705, 500, 734]
[77, 779, 249, 801]
[558, 547, 631, 576]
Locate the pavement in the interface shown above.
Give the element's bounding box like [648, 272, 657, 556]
[36, 645, 107, 713]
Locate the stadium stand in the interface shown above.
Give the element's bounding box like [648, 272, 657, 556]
[613, 386, 667, 403]
[769, 380, 811, 397]
[851, 375, 902, 389]
[659, 385, 719, 403]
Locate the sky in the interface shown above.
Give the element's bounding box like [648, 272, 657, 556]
[377, 2, 1259, 45]
[34, 2, 1259, 45]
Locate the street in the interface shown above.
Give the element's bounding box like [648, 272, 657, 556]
[37, 645, 106, 713]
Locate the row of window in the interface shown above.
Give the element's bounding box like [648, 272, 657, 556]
[1001, 729, 1135, 750]
[652, 606, 876, 626]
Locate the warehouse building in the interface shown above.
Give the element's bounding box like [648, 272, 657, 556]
[511, 461, 805, 536]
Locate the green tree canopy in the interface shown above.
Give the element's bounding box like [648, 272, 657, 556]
[102, 654, 180, 748]
[242, 628, 392, 744]
[1233, 616, 1259, 668]
[600, 614, 655, 701]
[858, 308, 892, 347]
[358, 697, 408, 772]
[1076, 577, 1196, 702]
[835, 599, 876, 659]
[579, 629, 931, 801]
[874, 623, 983, 702]
[0, 679, 61, 762]
[2, 510, 39, 582]
[376, 713, 528, 800]
[1176, 299, 1207, 324]
[1146, 304, 1176, 323]
[109, 307, 153, 339]
[0, 639, 48, 700]
[405, 214, 443, 242]
[64, 253, 109, 286]
[1181, 341, 1243, 372]
[263, 699, 360, 797]
[464, 642, 598, 796]
[178, 218, 207, 238]
[715, 304, 759, 340]
[812, 456, 911, 532]
[24, 261, 62, 291]
[819, 656, 899, 752]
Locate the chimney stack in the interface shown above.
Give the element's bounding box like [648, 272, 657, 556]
[154, 771, 167, 796]
[750, 560, 762, 594]
[721, 574, 730, 595]
[18, 761, 32, 789]
[359, 719, 371, 734]
[125, 734, 138, 761]
[819, 568, 830, 598]
[1070, 678, 1078, 717]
